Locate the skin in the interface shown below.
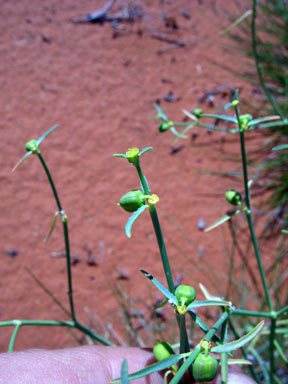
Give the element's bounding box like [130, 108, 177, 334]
[0, 346, 256, 384]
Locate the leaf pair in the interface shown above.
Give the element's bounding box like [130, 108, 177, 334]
[140, 270, 232, 312]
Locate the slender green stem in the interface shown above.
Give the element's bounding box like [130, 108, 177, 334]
[176, 314, 191, 379]
[220, 320, 228, 384]
[62, 216, 76, 321]
[171, 311, 231, 384]
[135, 162, 174, 293]
[0, 319, 113, 346]
[274, 339, 288, 367]
[232, 309, 273, 318]
[74, 321, 114, 346]
[0, 320, 74, 327]
[177, 314, 190, 356]
[248, 346, 269, 384]
[37, 152, 76, 321]
[8, 322, 22, 352]
[269, 319, 276, 384]
[234, 108, 273, 312]
[277, 305, 288, 318]
[188, 311, 220, 344]
[37, 152, 62, 211]
[251, 0, 285, 120]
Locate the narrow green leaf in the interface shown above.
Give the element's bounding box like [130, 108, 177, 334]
[153, 103, 168, 121]
[224, 102, 234, 110]
[219, 9, 252, 36]
[111, 353, 189, 383]
[248, 115, 280, 127]
[37, 124, 58, 145]
[272, 144, 288, 151]
[187, 300, 231, 310]
[227, 359, 252, 365]
[257, 120, 288, 129]
[113, 153, 128, 159]
[140, 270, 177, 305]
[43, 212, 59, 242]
[281, 229, 288, 234]
[12, 151, 32, 172]
[201, 114, 237, 123]
[120, 359, 129, 384]
[211, 321, 265, 353]
[125, 205, 149, 238]
[138, 147, 152, 157]
[170, 126, 187, 138]
[152, 297, 168, 310]
[205, 210, 240, 232]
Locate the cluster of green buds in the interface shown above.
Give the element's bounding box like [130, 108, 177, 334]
[175, 284, 196, 314]
[193, 340, 219, 382]
[118, 190, 159, 212]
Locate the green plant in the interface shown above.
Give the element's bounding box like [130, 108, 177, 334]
[111, 91, 287, 383]
[2, 125, 114, 350]
[222, 0, 288, 234]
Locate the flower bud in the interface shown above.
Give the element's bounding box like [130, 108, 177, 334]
[193, 353, 218, 382]
[118, 190, 145, 212]
[239, 114, 253, 131]
[193, 108, 203, 119]
[225, 189, 242, 206]
[175, 284, 196, 307]
[125, 148, 139, 164]
[153, 341, 174, 362]
[25, 140, 38, 154]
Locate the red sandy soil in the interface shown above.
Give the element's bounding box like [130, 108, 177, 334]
[1, 0, 269, 353]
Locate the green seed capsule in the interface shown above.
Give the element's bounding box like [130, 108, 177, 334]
[193, 353, 219, 382]
[175, 285, 196, 307]
[153, 341, 175, 362]
[118, 190, 145, 212]
[158, 122, 172, 132]
[225, 189, 242, 206]
[193, 108, 203, 119]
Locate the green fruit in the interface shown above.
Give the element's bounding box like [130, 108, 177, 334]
[225, 189, 242, 206]
[175, 285, 196, 307]
[153, 341, 175, 362]
[158, 122, 171, 132]
[118, 190, 145, 212]
[193, 353, 219, 382]
[193, 108, 203, 119]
